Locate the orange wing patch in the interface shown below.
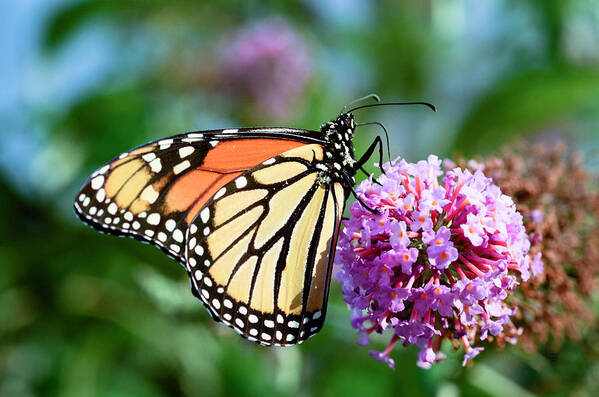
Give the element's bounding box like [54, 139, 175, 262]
[202, 139, 305, 170]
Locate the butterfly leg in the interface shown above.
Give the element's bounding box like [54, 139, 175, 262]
[354, 136, 386, 177]
[359, 166, 383, 186]
[341, 171, 378, 214]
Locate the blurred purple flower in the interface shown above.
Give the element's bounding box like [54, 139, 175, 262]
[530, 209, 544, 223]
[370, 348, 396, 370]
[219, 18, 312, 118]
[462, 347, 484, 366]
[335, 155, 543, 369]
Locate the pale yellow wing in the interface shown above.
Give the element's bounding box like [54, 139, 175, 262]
[184, 144, 346, 345]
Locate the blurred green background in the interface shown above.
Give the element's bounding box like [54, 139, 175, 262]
[2, 1, 599, 396]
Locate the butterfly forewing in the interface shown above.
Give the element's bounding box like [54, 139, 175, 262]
[74, 129, 313, 263]
[185, 144, 346, 345]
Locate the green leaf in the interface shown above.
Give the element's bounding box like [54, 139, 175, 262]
[452, 66, 599, 155]
[43, 0, 112, 51]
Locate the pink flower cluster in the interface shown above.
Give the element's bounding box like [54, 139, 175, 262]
[335, 156, 543, 369]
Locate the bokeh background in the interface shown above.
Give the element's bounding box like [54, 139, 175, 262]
[2, 1, 599, 396]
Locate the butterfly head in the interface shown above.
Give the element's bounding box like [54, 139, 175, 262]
[335, 112, 356, 136]
[321, 113, 356, 142]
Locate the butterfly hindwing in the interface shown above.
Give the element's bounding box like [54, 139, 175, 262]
[184, 144, 346, 345]
[73, 112, 361, 346]
[74, 129, 314, 263]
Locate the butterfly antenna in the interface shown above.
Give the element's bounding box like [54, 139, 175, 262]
[357, 121, 391, 163]
[340, 93, 381, 115]
[347, 101, 436, 114]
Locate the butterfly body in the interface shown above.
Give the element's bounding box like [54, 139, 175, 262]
[74, 113, 359, 345]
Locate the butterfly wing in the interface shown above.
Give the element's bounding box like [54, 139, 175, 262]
[184, 144, 347, 345]
[73, 128, 322, 263]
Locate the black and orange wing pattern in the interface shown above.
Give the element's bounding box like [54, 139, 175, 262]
[74, 128, 320, 263]
[74, 114, 358, 345]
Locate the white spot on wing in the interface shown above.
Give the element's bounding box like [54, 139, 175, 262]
[165, 219, 176, 231]
[214, 187, 226, 200]
[235, 176, 247, 188]
[107, 202, 118, 215]
[178, 146, 195, 158]
[149, 158, 162, 173]
[147, 213, 160, 225]
[142, 153, 156, 162]
[95, 189, 106, 202]
[91, 175, 104, 190]
[140, 185, 159, 203]
[173, 160, 191, 175]
[172, 229, 184, 243]
[97, 165, 110, 175]
[200, 207, 210, 223]
[158, 139, 173, 149]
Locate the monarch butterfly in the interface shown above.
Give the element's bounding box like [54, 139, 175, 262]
[73, 96, 435, 346]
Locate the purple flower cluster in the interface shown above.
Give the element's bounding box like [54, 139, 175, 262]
[219, 18, 312, 118]
[335, 156, 543, 369]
